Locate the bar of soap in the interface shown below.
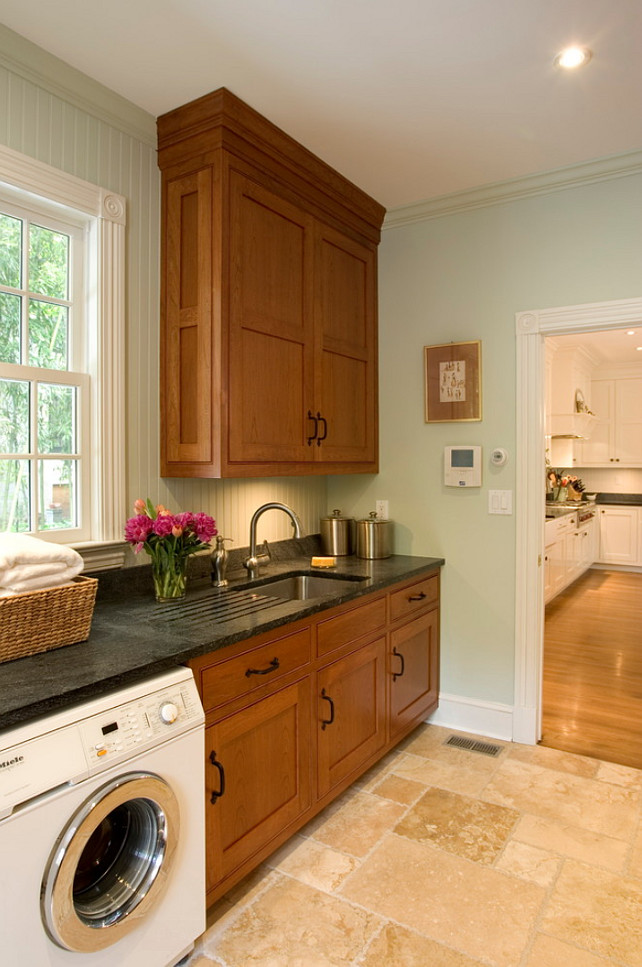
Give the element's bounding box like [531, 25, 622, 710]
[311, 556, 336, 568]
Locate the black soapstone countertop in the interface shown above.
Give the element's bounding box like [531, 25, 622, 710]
[0, 536, 444, 733]
[595, 493, 642, 505]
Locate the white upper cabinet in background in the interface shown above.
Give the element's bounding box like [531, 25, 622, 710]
[576, 374, 642, 467]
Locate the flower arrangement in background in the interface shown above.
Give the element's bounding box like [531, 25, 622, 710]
[124, 498, 217, 601]
[547, 470, 585, 502]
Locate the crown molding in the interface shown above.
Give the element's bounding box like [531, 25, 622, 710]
[0, 24, 156, 147]
[384, 150, 642, 230]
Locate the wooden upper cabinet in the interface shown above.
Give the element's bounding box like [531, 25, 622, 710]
[157, 88, 385, 478]
[161, 169, 214, 469]
[314, 224, 377, 464]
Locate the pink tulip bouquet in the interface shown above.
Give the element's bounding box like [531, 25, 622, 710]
[124, 498, 217, 601]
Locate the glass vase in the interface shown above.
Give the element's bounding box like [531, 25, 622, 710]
[152, 556, 188, 603]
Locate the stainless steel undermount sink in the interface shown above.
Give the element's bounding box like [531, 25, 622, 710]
[252, 572, 367, 602]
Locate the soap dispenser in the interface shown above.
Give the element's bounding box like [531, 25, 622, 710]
[211, 536, 232, 587]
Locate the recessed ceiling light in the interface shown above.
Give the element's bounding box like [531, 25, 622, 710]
[636, 346, 642, 351]
[627, 330, 636, 335]
[554, 46, 592, 69]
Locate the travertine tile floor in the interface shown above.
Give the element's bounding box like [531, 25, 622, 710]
[186, 724, 642, 967]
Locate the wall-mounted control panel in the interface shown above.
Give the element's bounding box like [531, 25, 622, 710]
[444, 446, 482, 487]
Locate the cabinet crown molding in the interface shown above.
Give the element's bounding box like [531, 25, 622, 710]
[157, 87, 385, 244]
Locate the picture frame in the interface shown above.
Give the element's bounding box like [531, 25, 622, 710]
[424, 340, 482, 422]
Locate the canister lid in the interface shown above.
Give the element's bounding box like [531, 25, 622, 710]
[320, 508, 353, 522]
[358, 511, 391, 525]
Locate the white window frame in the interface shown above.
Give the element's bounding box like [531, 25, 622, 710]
[0, 144, 126, 569]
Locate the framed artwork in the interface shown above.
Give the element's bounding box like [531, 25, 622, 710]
[424, 340, 482, 422]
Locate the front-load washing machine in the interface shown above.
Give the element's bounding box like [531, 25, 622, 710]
[0, 665, 205, 966]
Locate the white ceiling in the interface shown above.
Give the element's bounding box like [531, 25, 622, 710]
[1, 0, 641, 208]
[551, 328, 642, 365]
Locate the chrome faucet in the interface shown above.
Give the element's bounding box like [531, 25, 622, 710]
[243, 502, 303, 578]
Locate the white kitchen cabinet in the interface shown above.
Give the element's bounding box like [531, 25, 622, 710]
[544, 513, 598, 604]
[577, 378, 642, 467]
[544, 515, 576, 603]
[575, 517, 596, 574]
[598, 506, 640, 565]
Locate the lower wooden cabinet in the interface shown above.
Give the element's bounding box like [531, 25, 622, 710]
[203, 678, 312, 893]
[317, 636, 386, 798]
[389, 610, 439, 741]
[190, 567, 440, 905]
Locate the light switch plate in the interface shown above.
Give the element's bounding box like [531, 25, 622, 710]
[488, 490, 513, 515]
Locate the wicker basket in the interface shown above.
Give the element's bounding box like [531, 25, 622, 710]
[0, 576, 98, 664]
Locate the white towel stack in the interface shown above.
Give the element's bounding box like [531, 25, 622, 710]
[0, 534, 84, 597]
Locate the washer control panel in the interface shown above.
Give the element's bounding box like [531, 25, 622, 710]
[79, 678, 203, 772]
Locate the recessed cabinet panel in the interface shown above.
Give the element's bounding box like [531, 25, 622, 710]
[320, 351, 369, 452]
[316, 637, 386, 798]
[163, 170, 213, 468]
[318, 234, 368, 349]
[228, 172, 315, 465]
[231, 173, 309, 335]
[615, 378, 642, 464]
[389, 611, 439, 740]
[205, 679, 312, 890]
[230, 328, 309, 460]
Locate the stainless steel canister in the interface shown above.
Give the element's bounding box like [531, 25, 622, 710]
[320, 509, 355, 556]
[356, 512, 393, 559]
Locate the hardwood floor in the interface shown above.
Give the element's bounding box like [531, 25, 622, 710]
[541, 568, 642, 769]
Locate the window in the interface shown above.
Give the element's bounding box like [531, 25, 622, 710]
[0, 145, 126, 567]
[0, 201, 90, 540]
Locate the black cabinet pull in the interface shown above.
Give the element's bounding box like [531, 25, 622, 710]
[245, 657, 280, 677]
[320, 688, 335, 730]
[209, 750, 226, 804]
[316, 412, 327, 446]
[408, 591, 426, 602]
[392, 646, 405, 681]
[307, 410, 318, 446]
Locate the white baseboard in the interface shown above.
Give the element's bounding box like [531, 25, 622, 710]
[426, 693, 518, 743]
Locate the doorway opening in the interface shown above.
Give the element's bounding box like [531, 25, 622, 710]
[513, 297, 642, 757]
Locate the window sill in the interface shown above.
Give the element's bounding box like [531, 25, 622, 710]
[71, 541, 128, 571]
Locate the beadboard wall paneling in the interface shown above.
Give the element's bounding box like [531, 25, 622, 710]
[0, 40, 329, 556]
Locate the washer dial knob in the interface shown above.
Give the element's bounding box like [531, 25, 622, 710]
[159, 702, 179, 724]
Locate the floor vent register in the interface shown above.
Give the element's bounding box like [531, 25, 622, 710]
[445, 735, 502, 757]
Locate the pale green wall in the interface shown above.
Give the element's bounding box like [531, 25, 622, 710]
[329, 173, 642, 706]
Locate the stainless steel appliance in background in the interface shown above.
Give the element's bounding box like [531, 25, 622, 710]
[0, 666, 205, 966]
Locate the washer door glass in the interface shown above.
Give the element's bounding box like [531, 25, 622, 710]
[42, 771, 180, 953]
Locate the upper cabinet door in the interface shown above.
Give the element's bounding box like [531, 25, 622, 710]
[227, 172, 315, 465]
[313, 225, 378, 468]
[614, 378, 642, 465]
[161, 169, 214, 474]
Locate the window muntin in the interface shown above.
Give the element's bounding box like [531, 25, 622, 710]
[0, 198, 89, 541]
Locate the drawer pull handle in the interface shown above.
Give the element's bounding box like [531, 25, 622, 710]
[392, 646, 405, 681]
[209, 750, 226, 804]
[245, 657, 280, 677]
[408, 591, 427, 602]
[320, 688, 335, 730]
[307, 410, 318, 446]
[316, 412, 328, 446]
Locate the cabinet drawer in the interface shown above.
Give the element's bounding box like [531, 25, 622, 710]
[316, 597, 386, 658]
[200, 628, 311, 711]
[389, 574, 439, 623]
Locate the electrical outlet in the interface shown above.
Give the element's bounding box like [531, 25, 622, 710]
[375, 499, 389, 519]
